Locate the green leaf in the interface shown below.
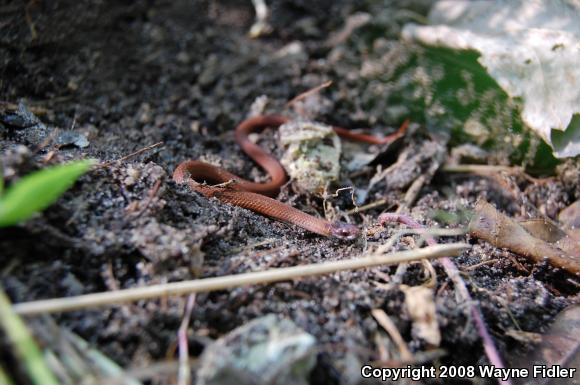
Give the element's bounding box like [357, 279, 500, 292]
[0, 159, 94, 227]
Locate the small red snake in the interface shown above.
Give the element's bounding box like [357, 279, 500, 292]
[173, 115, 407, 240]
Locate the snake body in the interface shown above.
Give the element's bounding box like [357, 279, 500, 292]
[173, 115, 407, 239]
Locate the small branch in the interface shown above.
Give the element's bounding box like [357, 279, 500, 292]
[177, 295, 196, 385]
[286, 80, 333, 108]
[463, 259, 500, 271]
[325, 12, 371, 47]
[371, 309, 413, 362]
[442, 163, 549, 185]
[401, 174, 427, 209]
[100, 142, 164, 167]
[442, 164, 518, 174]
[13, 244, 468, 315]
[347, 198, 388, 214]
[130, 178, 163, 219]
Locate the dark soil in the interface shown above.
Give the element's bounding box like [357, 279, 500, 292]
[1, 1, 578, 384]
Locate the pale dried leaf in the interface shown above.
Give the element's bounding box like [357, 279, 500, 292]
[402, 0, 580, 158]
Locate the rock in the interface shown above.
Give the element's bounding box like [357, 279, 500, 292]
[197, 315, 317, 385]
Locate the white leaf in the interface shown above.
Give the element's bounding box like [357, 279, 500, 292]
[402, 0, 580, 158]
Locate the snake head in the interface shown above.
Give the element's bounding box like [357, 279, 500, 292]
[329, 221, 360, 240]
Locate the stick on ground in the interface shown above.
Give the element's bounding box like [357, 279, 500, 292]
[12, 243, 468, 315]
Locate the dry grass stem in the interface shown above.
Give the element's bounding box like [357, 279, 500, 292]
[371, 309, 413, 362]
[13, 243, 468, 315]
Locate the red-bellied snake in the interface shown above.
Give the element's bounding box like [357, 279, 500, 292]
[173, 115, 408, 240]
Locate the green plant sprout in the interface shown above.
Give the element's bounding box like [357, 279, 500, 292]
[0, 159, 94, 227]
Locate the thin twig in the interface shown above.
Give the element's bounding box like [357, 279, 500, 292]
[442, 163, 551, 185]
[132, 178, 162, 219]
[101, 142, 164, 167]
[13, 244, 468, 315]
[402, 174, 427, 209]
[371, 309, 413, 362]
[379, 213, 513, 385]
[286, 80, 332, 108]
[177, 295, 196, 385]
[463, 259, 499, 271]
[227, 238, 279, 255]
[347, 198, 388, 214]
[325, 12, 371, 47]
[442, 164, 519, 174]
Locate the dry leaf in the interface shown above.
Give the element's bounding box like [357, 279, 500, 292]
[402, 285, 441, 346]
[468, 199, 580, 275]
[559, 200, 580, 229]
